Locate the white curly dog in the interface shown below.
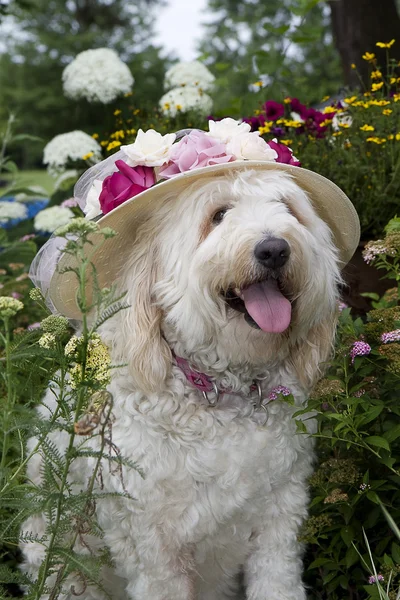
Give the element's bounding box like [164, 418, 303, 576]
[22, 169, 341, 599]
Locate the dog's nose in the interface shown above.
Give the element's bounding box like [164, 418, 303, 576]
[254, 238, 290, 269]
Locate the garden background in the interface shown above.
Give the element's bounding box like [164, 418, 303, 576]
[1, 0, 400, 598]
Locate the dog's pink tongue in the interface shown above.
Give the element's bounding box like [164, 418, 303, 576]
[242, 280, 291, 333]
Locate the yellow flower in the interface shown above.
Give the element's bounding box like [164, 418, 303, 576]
[371, 82, 384, 92]
[92, 133, 99, 139]
[320, 119, 333, 127]
[343, 96, 357, 104]
[163, 102, 170, 110]
[366, 137, 387, 144]
[383, 108, 393, 115]
[396, 133, 400, 141]
[133, 108, 140, 115]
[369, 99, 390, 106]
[390, 77, 397, 84]
[376, 39, 395, 48]
[362, 52, 375, 61]
[332, 131, 342, 137]
[100, 140, 108, 147]
[124, 92, 133, 97]
[360, 124, 374, 131]
[339, 122, 351, 128]
[364, 91, 371, 97]
[175, 104, 182, 111]
[393, 93, 400, 102]
[106, 140, 122, 151]
[280, 139, 293, 146]
[82, 151, 94, 160]
[321, 106, 337, 114]
[321, 95, 330, 102]
[252, 81, 264, 87]
[258, 124, 272, 135]
[351, 63, 356, 69]
[388, 134, 394, 140]
[283, 97, 291, 104]
[345, 142, 352, 149]
[113, 109, 122, 116]
[370, 70, 382, 79]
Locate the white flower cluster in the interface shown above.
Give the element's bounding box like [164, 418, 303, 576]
[0, 201, 28, 223]
[160, 61, 214, 117]
[159, 87, 213, 117]
[62, 48, 134, 104]
[34, 206, 74, 234]
[43, 131, 102, 176]
[164, 61, 215, 92]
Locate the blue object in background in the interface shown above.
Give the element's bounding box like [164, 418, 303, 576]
[0, 196, 49, 229]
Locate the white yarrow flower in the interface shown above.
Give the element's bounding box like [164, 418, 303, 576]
[43, 131, 102, 176]
[227, 132, 278, 161]
[84, 179, 103, 219]
[62, 48, 134, 104]
[159, 87, 213, 117]
[332, 111, 353, 131]
[0, 201, 28, 223]
[121, 129, 177, 167]
[164, 61, 215, 92]
[207, 118, 251, 143]
[34, 206, 74, 234]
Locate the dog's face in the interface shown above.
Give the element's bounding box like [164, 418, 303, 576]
[119, 169, 341, 391]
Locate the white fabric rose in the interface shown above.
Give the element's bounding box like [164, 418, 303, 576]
[121, 130, 176, 167]
[34, 206, 74, 234]
[84, 179, 103, 219]
[227, 132, 278, 161]
[207, 118, 251, 144]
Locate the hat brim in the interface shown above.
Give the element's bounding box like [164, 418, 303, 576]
[49, 160, 360, 319]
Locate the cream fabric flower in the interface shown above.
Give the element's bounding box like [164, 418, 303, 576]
[121, 130, 177, 167]
[84, 179, 103, 219]
[227, 132, 278, 161]
[207, 118, 251, 144]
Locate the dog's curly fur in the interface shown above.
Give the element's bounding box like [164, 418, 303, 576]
[22, 169, 342, 599]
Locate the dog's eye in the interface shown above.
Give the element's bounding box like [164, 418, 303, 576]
[212, 208, 229, 225]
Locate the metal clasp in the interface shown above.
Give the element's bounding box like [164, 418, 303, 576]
[202, 381, 220, 407]
[251, 379, 269, 426]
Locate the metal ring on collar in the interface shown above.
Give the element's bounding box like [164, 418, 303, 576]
[202, 381, 220, 407]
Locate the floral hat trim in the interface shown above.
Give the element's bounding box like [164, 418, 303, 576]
[79, 118, 301, 221]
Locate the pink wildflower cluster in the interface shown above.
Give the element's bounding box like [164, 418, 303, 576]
[368, 574, 384, 584]
[354, 389, 366, 397]
[350, 341, 371, 363]
[338, 301, 348, 312]
[362, 240, 390, 264]
[381, 329, 400, 343]
[268, 385, 292, 401]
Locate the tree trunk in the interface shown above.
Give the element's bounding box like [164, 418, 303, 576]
[329, 0, 400, 88]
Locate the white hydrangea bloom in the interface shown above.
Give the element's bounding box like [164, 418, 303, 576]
[121, 130, 177, 167]
[164, 61, 215, 92]
[62, 48, 134, 104]
[0, 201, 28, 223]
[159, 87, 213, 118]
[34, 206, 74, 234]
[43, 131, 102, 176]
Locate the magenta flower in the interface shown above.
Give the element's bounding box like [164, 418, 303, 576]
[99, 160, 155, 215]
[350, 341, 371, 363]
[263, 101, 285, 121]
[266, 139, 301, 166]
[159, 131, 234, 179]
[268, 385, 292, 401]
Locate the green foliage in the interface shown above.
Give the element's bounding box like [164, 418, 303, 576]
[302, 220, 400, 598]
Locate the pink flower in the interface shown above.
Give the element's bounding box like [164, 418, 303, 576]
[158, 131, 234, 179]
[263, 101, 285, 121]
[268, 385, 292, 401]
[61, 197, 78, 208]
[20, 234, 35, 242]
[99, 160, 155, 215]
[11, 292, 23, 299]
[368, 574, 384, 584]
[28, 322, 41, 330]
[381, 329, 400, 343]
[350, 341, 371, 363]
[266, 139, 301, 166]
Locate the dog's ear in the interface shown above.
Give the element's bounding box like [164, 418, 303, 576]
[118, 242, 172, 394]
[288, 311, 338, 391]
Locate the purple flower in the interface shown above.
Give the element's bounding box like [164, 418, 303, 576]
[11, 292, 22, 300]
[263, 101, 285, 121]
[242, 116, 263, 132]
[61, 197, 78, 208]
[99, 160, 155, 215]
[381, 329, 400, 343]
[20, 234, 35, 242]
[350, 341, 371, 363]
[338, 301, 348, 312]
[158, 131, 234, 179]
[266, 139, 301, 166]
[28, 322, 41, 330]
[368, 574, 384, 584]
[268, 385, 292, 401]
[271, 126, 285, 138]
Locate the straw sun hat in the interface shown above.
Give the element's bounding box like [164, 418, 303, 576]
[30, 120, 360, 320]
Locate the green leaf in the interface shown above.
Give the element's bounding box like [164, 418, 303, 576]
[341, 526, 355, 547]
[263, 23, 290, 35]
[2, 160, 18, 173]
[11, 134, 43, 143]
[366, 491, 381, 505]
[345, 545, 359, 568]
[364, 436, 390, 451]
[391, 542, 400, 563]
[308, 557, 335, 569]
[383, 424, 400, 443]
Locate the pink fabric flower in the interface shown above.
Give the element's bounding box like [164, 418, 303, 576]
[158, 131, 234, 179]
[266, 140, 301, 166]
[99, 160, 155, 215]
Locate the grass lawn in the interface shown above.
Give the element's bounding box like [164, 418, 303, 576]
[2, 169, 55, 195]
